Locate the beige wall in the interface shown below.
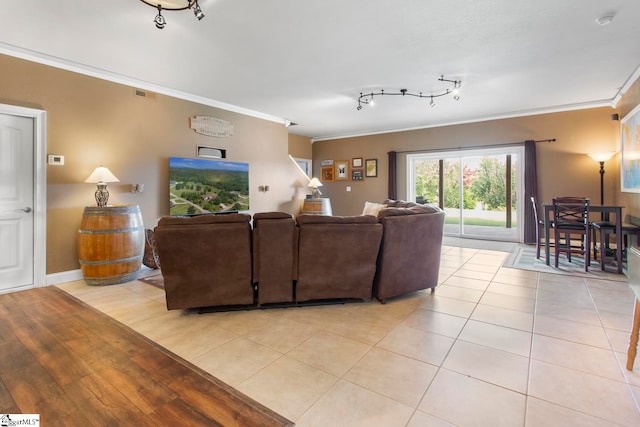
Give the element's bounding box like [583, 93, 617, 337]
[0, 54, 307, 274]
[312, 105, 635, 217]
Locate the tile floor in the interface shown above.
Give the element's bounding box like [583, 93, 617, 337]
[57, 243, 640, 426]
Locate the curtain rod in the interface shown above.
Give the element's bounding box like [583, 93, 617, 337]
[393, 138, 556, 155]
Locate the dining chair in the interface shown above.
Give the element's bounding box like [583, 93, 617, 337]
[553, 196, 591, 271]
[531, 196, 551, 259]
[592, 220, 640, 269]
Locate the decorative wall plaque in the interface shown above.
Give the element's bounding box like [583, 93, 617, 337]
[190, 116, 234, 137]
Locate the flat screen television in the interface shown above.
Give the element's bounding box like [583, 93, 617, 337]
[169, 157, 249, 216]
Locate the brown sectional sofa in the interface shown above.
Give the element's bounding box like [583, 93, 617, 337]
[153, 201, 444, 311]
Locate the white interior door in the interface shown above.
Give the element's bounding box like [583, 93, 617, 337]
[0, 113, 35, 292]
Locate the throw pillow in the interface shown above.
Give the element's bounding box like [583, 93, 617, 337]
[362, 201, 387, 217]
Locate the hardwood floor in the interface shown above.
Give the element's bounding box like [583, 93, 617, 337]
[0, 286, 293, 426]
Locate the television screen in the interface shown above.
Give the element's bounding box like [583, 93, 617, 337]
[169, 157, 249, 215]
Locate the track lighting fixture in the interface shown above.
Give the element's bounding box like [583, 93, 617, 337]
[140, 0, 205, 29]
[357, 76, 462, 111]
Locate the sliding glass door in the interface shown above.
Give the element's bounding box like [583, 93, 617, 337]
[408, 146, 523, 242]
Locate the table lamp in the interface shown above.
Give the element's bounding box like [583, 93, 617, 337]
[308, 177, 323, 198]
[85, 166, 120, 207]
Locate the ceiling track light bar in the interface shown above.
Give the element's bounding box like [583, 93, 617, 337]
[357, 75, 461, 110]
[139, 0, 205, 29]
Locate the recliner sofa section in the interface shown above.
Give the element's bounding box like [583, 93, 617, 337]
[154, 213, 254, 310]
[295, 214, 383, 302]
[373, 201, 445, 303]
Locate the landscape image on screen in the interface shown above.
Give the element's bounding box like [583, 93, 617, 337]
[169, 157, 249, 215]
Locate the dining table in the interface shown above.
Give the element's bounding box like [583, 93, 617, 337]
[543, 203, 624, 273]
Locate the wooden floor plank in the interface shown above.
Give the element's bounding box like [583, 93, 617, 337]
[0, 287, 293, 426]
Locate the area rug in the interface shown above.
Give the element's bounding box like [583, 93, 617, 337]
[503, 244, 626, 281]
[138, 272, 164, 289]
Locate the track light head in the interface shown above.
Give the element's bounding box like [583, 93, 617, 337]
[140, 0, 205, 28]
[154, 6, 166, 29]
[193, 3, 205, 20]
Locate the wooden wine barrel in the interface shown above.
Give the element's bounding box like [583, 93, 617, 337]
[78, 205, 145, 285]
[301, 198, 333, 215]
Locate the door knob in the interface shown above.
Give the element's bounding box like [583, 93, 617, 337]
[21, 207, 33, 213]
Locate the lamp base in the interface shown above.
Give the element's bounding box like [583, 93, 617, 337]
[95, 183, 110, 207]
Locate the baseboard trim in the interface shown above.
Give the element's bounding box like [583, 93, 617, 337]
[46, 269, 83, 285]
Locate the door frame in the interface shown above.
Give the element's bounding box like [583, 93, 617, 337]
[0, 103, 47, 288]
[406, 145, 524, 242]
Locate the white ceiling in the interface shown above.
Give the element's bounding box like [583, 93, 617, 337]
[1, 0, 639, 141]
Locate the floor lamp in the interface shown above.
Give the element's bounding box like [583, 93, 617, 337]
[588, 151, 616, 210]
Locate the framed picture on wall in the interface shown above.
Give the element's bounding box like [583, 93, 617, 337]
[352, 169, 363, 180]
[321, 165, 335, 182]
[621, 103, 640, 192]
[352, 157, 363, 168]
[365, 158, 378, 177]
[335, 160, 349, 181]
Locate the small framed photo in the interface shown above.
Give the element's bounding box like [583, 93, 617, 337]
[352, 169, 364, 181]
[365, 158, 378, 177]
[320, 165, 335, 182]
[352, 157, 363, 168]
[335, 160, 349, 181]
[320, 159, 334, 166]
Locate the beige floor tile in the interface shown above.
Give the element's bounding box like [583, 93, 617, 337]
[535, 299, 601, 325]
[459, 319, 531, 357]
[618, 351, 640, 387]
[236, 356, 338, 421]
[458, 262, 500, 274]
[534, 315, 611, 349]
[480, 291, 535, 313]
[471, 303, 533, 331]
[442, 340, 529, 392]
[296, 380, 414, 427]
[287, 331, 371, 377]
[433, 284, 484, 303]
[418, 369, 526, 427]
[207, 309, 281, 335]
[487, 282, 537, 298]
[401, 308, 467, 338]
[495, 266, 539, 280]
[442, 275, 490, 291]
[599, 310, 634, 332]
[529, 359, 640, 426]
[191, 337, 282, 386]
[532, 334, 624, 381]
[343, 347, 438, 407]
[155, 325, 238, 361]
[492, 270, 538, 288]
[244, 318, 320, 353]
[420, 294, 477, 318]
[376, 326, 455, 366]
[323, 316, 398, 346]
[525, 396, 621, 427]
[406, 411, 456, 427]
[450, 269, 496, 282]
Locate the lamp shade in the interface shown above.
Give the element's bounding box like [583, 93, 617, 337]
[85, 166, 120, 183]
[588, 152, 616, 162]
[308, 177, 323, 188]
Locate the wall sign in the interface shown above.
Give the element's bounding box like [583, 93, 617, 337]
[190, 116, 234, 137]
